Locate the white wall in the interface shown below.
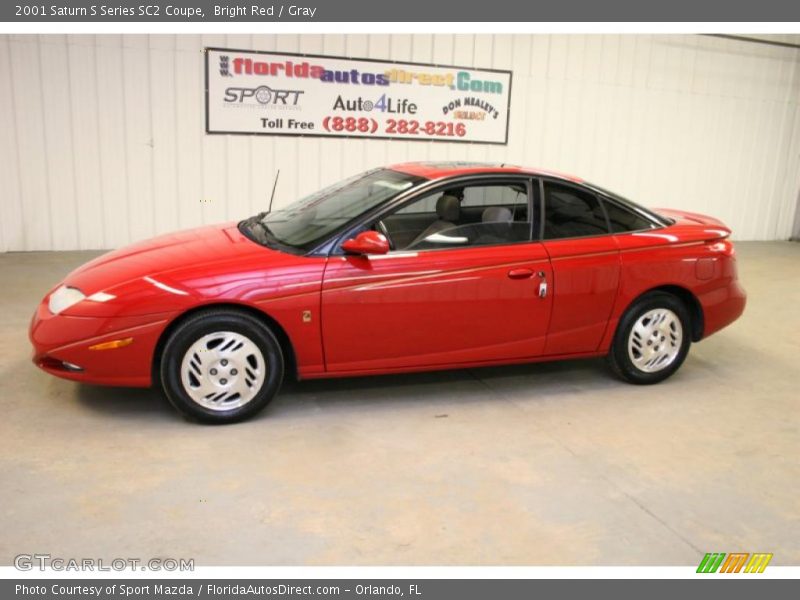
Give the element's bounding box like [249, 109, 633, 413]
[1, 33, 799, 251]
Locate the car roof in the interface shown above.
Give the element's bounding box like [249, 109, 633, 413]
[389, 161, 584, 183]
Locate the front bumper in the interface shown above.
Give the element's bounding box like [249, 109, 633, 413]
[29, 300, 173, 387]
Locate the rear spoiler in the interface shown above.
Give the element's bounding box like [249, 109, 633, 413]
[654, 208, 732, 241]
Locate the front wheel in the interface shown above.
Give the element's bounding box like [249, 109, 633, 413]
[160, 309, 284, 423]
[607, 292, 691, 385]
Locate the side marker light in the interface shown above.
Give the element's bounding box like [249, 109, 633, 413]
[88, 337, 134, 351]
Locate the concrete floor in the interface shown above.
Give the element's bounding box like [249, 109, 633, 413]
[0, 242, 798, 566]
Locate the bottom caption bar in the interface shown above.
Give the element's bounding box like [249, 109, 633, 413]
[4, 579, 793, 600]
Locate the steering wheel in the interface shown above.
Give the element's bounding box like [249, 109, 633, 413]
[374, 220, 395, 250]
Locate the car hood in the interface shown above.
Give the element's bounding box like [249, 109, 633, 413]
[49, 222, 324, 318]
[66, 223, 270, 292]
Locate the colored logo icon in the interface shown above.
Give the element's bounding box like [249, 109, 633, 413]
[697, 552, 773, 573]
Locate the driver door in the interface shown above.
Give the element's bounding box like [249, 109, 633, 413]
[320, 178, 554, 373]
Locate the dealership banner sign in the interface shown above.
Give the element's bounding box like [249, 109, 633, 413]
[205, 48, 512, 144]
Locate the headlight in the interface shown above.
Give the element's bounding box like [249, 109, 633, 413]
[48, 285, 86, 315]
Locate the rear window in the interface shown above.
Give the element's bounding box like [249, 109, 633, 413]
[603, 201, 657, 233]
[585, 182, 671, 227]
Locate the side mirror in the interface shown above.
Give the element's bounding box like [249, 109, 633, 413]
[341, 231, 390, 255]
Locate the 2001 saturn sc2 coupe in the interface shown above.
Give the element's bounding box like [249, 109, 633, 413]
[30, 162, 746, 423]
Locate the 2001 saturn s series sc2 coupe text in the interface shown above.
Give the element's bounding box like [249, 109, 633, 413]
[30, 162, 746, 423]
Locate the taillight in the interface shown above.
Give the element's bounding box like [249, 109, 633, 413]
[707, 239, 735, 257]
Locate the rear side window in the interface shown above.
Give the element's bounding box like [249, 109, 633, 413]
[603, 200, 656, 233]
[543, 182, 609, 239]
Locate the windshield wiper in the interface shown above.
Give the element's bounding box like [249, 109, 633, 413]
[253, 220, 281, 249]
[255, 221, 274, 240]
[238, 214, 279, 249]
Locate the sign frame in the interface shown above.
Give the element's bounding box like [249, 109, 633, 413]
[204, 47, 513, 145]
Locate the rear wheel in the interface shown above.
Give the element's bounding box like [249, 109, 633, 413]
[160, 309, 284, 423]
[607, 292, 691, 384]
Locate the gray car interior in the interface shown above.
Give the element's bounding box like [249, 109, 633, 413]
[407, 194, 463, 247]
[383, 184, 532, 248]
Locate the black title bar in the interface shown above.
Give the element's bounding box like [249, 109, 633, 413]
[4, 0, 800, 22]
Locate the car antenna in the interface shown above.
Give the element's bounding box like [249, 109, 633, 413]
[267, 169, 280, 214]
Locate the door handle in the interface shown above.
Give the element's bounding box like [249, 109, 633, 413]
[507, 268, 534, 279]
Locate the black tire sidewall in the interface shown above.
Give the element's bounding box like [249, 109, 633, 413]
[611, 292, 691, 385]
[160, 310, 284, 423]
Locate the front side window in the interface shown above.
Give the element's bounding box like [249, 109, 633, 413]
[376, 181, 532, 251]
[543, 182, 609, 239]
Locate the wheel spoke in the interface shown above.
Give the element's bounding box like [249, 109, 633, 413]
[193, 377, 218, 399]
[230, 376, 252, 399]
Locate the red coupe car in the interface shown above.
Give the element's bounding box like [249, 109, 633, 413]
[30, 162, 746, 423]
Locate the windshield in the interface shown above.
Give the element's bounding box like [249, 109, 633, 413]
[245, 168, 423, 252]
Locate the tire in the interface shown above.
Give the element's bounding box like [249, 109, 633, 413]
[607, 291, 691, 385]
[159, 309, 284, 423]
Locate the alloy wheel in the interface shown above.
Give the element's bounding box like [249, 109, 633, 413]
[627, 308, 684, 373]
[180, 331, 266, 411]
